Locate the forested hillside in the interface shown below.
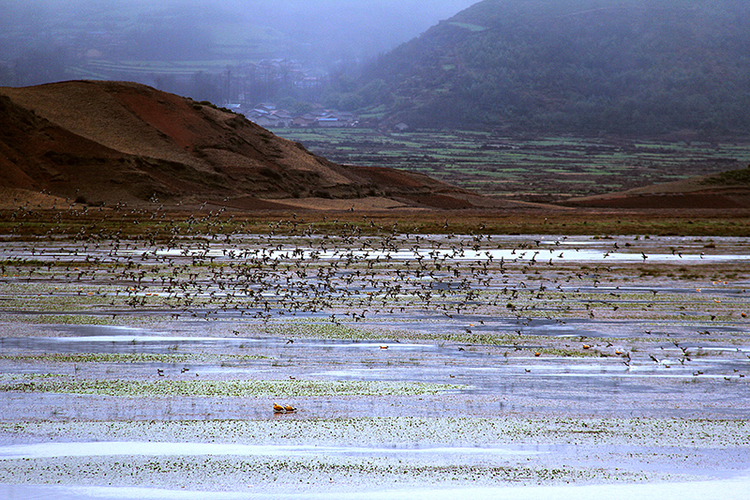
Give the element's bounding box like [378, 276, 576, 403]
[350, 0, 750, 138]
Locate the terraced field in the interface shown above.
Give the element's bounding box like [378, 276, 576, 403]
[279, 129, 750, 201]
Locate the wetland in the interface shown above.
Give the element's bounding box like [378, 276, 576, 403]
[0, 211, 749, 499]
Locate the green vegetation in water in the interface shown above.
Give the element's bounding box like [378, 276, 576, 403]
[3, 416, 748, 448]
[0, 353, 194, 364]
[0, 377, 460, 398]
[0, 352, 271, 364]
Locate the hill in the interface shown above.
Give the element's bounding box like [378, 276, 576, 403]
[352, 0, 750, 139]
[0, 80, 497, 211]
[561, 165, 750, 208]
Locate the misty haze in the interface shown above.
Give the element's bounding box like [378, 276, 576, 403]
[1, 1, 750, 500]
[3, 1, 749, 141]
[0, 1, 475, 92]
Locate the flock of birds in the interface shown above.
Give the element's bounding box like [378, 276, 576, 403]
[1, 204, 749, 381]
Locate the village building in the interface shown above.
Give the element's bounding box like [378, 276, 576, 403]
[316, 117, 347, 128]
[245, 106, 359, 129]
[291, 114, 317, 127]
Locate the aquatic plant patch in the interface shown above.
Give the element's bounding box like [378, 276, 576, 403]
[0, 377, 460, 398]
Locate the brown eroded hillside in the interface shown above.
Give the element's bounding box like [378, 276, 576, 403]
[0, 80, 504, 211]
[561, 166, 750, 209]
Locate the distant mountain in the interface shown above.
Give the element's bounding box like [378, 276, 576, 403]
[0, 80, 489, 210]
[354, 0, 750, 138]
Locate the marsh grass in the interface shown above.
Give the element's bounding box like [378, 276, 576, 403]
[0, 353, 194, 364]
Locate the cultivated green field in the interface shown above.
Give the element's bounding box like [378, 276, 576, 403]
[278, 129, 750, 201]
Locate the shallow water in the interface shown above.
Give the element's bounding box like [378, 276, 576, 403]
[0, 441, 544, 460]
[3, 475, 750, 500]
[1, 234, 749, 497]
[1, 322, 748, 422]
[148, 246, 750, 263]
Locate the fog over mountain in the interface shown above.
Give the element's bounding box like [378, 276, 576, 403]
[0, 1, 476, 74]
[7, 0, 748, 140]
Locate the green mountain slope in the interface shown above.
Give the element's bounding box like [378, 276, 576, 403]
[356, 0, 750, 138]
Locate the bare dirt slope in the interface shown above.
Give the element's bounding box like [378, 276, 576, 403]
[561, 167, 750, 209]
[0, 80, 508, 211]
